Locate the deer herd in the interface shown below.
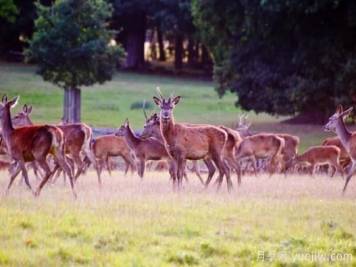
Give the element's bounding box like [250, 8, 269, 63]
[0, 90, 355, 199]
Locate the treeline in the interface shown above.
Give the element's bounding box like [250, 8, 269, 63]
[1, 0, 355, 122]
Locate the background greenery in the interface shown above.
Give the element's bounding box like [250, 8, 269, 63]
[0, 62, 340, 153]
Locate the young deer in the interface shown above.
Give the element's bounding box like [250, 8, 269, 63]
[153, 88, 232, 191]
[91, 134, 136, 176]
[322, 136, 350, 169]
[285, 145, 344, 178]
[0, 94, 76, 198]
[12, 104, 100, 184]
[116, 118, 176, 180]
[324, 105, 356, 193]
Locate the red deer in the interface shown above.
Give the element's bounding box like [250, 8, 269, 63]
[0, 94, 76, 198]
[324, 105, 356, 194]
[115, 118, 177, 180]
[11, 104, 100, 184]
[153, 88, 232, 191]
[285, 145, 344, 178]
[235, 134, 285, 176]
[236, 114, 296, 174]
[322, 136, 350, 169]
[91, 134, 136, 176]
[140, 111, 213, 185]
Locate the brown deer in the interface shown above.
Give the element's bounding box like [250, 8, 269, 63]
[235, 134, 285, 176]
[116, 118, 177, 180]
[324, 105, 356, 193]
[236, 113, 297, 174]
[91, 134, 136, 176]
[11, 104, 101, 184]
[322, 136, 350, 169]
[153, 88, 232, 191]
[0, 94, 76, 198]
[140, 111, 213, 185]
[285, 145, 344, 178]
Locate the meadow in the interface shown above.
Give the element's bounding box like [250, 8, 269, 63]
[0, 62, 356, 266]
[0, 170, 355, 266]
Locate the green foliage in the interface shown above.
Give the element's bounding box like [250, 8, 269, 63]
[0, 0, 18, 23]
[25, 0, 126, 89]
[192, 0, 356, 116]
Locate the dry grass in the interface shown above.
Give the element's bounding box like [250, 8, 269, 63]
[0, 167, 356, 266]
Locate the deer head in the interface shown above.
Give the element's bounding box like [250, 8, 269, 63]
[11, 104, 33, 127]
[323, 105, 353, 132]
[153, 87, 180, 123]
[115, 118, 129, 137]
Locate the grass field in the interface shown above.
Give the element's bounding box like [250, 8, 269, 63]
[0, 169, 355, 266]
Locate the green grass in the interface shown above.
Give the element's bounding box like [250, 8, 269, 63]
[0, 170, 355, 266]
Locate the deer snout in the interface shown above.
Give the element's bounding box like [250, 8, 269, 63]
[323, 125, 330, 132]
[162, 111, 170, 120]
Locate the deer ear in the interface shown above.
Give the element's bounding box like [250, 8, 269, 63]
[8, 95, 19, 108]
[153, 96, 161, 106]
[124, 118, 129, 126]
[342, 107, 353, 119]
[2, 94, 7, 104]
[172, 96, 181, 106]
[27, 105, 32, 114]
[336, 105, 343, 115]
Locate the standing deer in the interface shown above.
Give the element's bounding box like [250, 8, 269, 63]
[0, 94, 76, 198]
[11, 104, 100, 184]
[322, 136, 350, 169]
[91, 134, 136, 176]
[324, 105, 356, 194]
[115, 118, 177, 180]
[140, 111, 214, 185]
[153, 88, 232, 191]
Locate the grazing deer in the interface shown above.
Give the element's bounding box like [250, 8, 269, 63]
[285, 145, 344, 178]
[0, 94, 76, 198]
[91, 134, 136, 176]
[12, 104, 101, 184]
[153, 88, 232, 191]
[323, 105, 356, 193]
[116, 118, 177, 180]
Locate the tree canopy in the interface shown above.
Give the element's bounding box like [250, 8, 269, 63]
[193, 0, 356, 122]
[25, 0, 126, 89]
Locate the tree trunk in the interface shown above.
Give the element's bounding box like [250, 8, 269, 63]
[157, 25, 166, 61]
[174, 34, 184, 70]
[63, 87, 81, 123]
[187, 37, 195, 67]
[123, 11, 146, 69]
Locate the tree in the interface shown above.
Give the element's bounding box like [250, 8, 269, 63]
[0, 0, 18, 23]
[25, 0, 126, 122]
[193, 0, 356, 123]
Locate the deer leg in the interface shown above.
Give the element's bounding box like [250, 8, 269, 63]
[343, 162, 356, 194]
[18, 161, 32, 191]
[6, 162, 22, 195]
[224, 155, 242, 187]
[33, 159, 55, 197]
[53, 150, 77, 199]
[182, 160, 189, 184]
[83, 148, 100, 185]
[192, 160, 205, 184]
[204, 158, 216, 188]
[105, 156, 112, 176]
[176, 157, 185, 188]
[138, 159, 145, 178]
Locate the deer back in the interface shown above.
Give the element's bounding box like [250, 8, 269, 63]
[93, 135, 131, 157]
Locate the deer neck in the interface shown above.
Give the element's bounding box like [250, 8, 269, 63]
[123, 124, 140, 150]
[334, 118, 352, 152]
[160, 117, 176, 145]
[0, 106, 15, 154]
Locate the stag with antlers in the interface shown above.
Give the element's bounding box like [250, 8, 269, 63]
[0, 94, 76, 198]
[153, 88, 232, 191]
